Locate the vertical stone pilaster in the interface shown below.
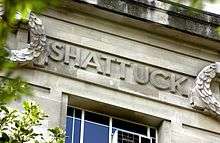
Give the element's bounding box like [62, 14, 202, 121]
[47, 88, 63, 128]
[59, 93, 68, 129]
[158, 120, 172, 143]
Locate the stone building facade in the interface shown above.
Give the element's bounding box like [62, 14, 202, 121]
[6, 0, 220, 143]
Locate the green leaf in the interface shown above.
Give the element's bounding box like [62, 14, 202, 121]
[0, 132, 10, 142]
[0, 105, 9, 113]
[216, 27, 220, 35]
[0, 77, 32, 104]
[0, 100, 65, 142]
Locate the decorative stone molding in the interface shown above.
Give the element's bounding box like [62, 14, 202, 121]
[77, 0, 220, 41]
[0, 6, 46, 63]
[190, 62, 220, 117]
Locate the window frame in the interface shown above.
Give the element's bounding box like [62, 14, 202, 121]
[66, 106, 158, 143]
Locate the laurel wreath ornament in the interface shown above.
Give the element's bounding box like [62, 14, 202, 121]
[0, 5, 46, 63]
[190, 63, 220, 117]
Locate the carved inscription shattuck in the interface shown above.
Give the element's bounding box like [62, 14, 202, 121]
[35, 41, 189, 96]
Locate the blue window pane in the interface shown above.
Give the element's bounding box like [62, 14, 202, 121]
[84, 121, 109, 143]
[73, 119, 81, 143]
[66, 117, 73, 143]
[65, 117, 81, 143]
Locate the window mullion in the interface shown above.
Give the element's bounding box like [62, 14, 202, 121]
[80, 110, 85, 143]
[139, 135, 141, 143]
[71, 109, 75, 143]
[109, 117, 113, 143]
[147, 127, 150, 138]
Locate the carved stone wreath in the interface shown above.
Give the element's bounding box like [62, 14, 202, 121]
[190, 62, 220, 117]
[0, 6, 46, 63]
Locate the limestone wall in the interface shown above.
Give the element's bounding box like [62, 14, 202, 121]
[11, 2, 220, 143]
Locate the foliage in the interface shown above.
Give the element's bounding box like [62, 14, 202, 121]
[0, 0, 58, 103]
[0, 1, 65, 143]
[173, 0, 220, 35]
[174, 0, 217, 10]
[0, 100, 65, 143]
[0, 77, 31, 103]
[189, 0, 217, 9]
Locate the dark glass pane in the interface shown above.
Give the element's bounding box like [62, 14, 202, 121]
[112, 128, 117, 133]
[151, 138, 156, 143]
[67, 106, 74, 117]
[65, 117, 73, 143]
[150, 128, 156, 138]
[84, 121, 109, 143]
[67, 107, 82, 119]
[141, 137, 150, 143]
[75, 108, 82, 119]
[113, 119, 147, 135]
[73, 118, 81, 143]
[85, 111, 109, 125]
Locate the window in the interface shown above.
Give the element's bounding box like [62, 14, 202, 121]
[65, 106, 157, 143]
[66, 107, 81, 143]
[112, 118, 148, 135]
[117, 130, 139, 143]
[84, 111, 109, 143]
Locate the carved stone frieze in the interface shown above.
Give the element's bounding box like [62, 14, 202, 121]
[190, 63, 220, 117]
[0, 5, 46, 63]
[33, 41, 189, 96]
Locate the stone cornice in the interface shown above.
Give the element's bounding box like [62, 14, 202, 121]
[76, 0, 220, 41]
